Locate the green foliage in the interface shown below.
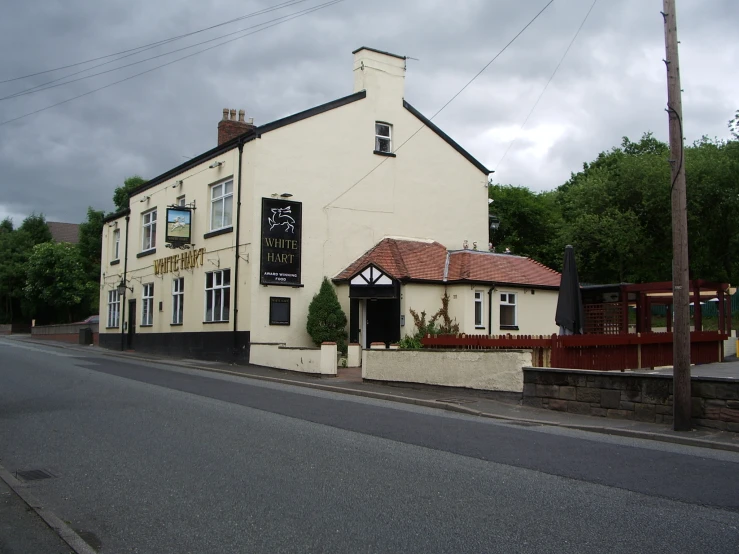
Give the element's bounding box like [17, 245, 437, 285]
[730, 109, 739, 140]
[19, 213, 52, 245]
[77, 207, 105, 311]
[399, 293, 459, 349]
[306, 277, 348, 353]
[113, 175, 147, 211]
[24, 242, 94, 323]
[0, 218, 13, 233]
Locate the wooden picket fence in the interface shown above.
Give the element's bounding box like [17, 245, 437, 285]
[421, 331, 730, 371]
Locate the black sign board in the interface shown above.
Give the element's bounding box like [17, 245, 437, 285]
[165, 207, 192, 245]
[260, 198, 302, 286]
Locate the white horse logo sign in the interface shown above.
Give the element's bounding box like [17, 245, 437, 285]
[260, 198, 302, 286]
[268, 206, 295, 234]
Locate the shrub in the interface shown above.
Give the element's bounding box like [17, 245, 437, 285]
[399, 292, 459, 349]
[306, 277, 348, 354]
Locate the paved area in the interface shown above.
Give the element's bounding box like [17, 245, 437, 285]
[634, 359, 739, 379]
[15, 335, 739, 453]
[0, 476, 73, 554]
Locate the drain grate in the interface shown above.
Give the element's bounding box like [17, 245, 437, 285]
[15, 469, 55, 482]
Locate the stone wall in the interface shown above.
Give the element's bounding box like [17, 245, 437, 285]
[523, 367, 739, 431]
[32, 323, 99, 345]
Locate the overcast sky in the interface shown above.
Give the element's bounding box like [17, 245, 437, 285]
[0, 0, 736, 225]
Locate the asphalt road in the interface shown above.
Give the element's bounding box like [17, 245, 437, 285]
[1, 337, 739, 553]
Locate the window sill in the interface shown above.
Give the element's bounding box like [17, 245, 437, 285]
[203, 320, 229, 324]
[204, 226, 233, 239]
[105, 326, 120, 330]
[474, 326, 486, 330]
[137, 249, 156, 258]
[170, 323, 183, 326]
[140, 324, 153, 328]
[110, 259, 120, 266]
[499, 325, 519, 331]
[373, 150, 396, 158]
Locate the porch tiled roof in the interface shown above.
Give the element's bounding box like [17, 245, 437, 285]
[334, 238, 561, 288]
[47, 222, 80, 244]
[334, 238, 447, 281]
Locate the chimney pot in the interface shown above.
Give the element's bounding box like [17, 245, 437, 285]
[222, 108, 229, 120]
[247, 117, 254, 125]
[238, 109, 245, 123]
[229, 109, 237, 121]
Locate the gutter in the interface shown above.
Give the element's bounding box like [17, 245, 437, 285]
[232, 139, 245, 358]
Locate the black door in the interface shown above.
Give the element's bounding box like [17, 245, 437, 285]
[127, 299, 136, 349]
[366, 298, 400, 347]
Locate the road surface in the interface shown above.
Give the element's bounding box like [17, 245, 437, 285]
[1, 337, 738, 553]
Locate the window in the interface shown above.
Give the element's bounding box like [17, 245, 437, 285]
[172, 277, 184, 324]
[107, 290, 120, 328]
[474, 291, 484, 328]
[176, 195, 186, 207]
[500, 292, 517, 328]
[210, 180, 233, 231]
[269, 297, 290, 325]
[375, 122, 392, 153]
[142, 209, 157, 251]
[113, 229, 120, 260]
[205, 269, 230, 322]
[142, 283, 154, 326]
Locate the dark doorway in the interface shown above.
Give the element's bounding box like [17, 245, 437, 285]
[366, 298, 400, 347]
[127, 299, 136, 350]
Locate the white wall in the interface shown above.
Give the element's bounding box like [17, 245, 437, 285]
[362, 349, 529, 392]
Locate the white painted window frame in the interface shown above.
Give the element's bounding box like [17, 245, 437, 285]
[142, 282, 154, 326]
[142, 209, 157, 251]
[172, 277, 184, 325]
[107, 290, 120, 328]
[474, 290, 484, 328]
[375, 122, 392, 153]
[204, 269, 230, 322]
[499, 292, 517, 328]
[210, 180, 233, 231]
[113, 229, 120, 260]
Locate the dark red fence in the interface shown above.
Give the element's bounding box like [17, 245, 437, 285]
[421, 331, 729, 371]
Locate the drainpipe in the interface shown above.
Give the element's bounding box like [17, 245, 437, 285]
[487, 285, 496, 336]
[232, 140, 244, 358]
[120, 213, 130, 351]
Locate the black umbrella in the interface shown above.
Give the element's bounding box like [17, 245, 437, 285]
[555, 245, 585, 335]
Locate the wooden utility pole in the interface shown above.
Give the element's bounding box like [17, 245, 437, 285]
[662, 0, 691, 431]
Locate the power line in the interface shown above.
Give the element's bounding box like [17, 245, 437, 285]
[0, 0, 312, 85]
[326, 0, 555, 209]
[494, 0, 598, 173]
[1, 0, 321, 102]
[0, 0, 345, 127]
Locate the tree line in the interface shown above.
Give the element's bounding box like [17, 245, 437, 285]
[0, 176, 145, 325]
[489, 116, 739, 286]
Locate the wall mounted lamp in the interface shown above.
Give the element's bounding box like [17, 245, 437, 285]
[108, 221, 118, 228]
[209, 161, 223, 169]
[139, 195, 150, 203]
[279, 193, 293, 198]
[172, 180, 183, 189]
[116, 279, 134, 295]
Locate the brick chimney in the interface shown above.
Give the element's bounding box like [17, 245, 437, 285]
[217, 108, 255, 146]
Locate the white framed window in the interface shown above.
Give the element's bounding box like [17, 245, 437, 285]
[176, 195, 186, 207]
[113, 229, 120, 260]
[375, 122, 392, 153]
[142, 209, 157, 251]
[142, 282, 154, 326]
[107, 290, 120, 328]
[210, 180, 233, 231]
[172, 277, 184, 325]
[474, 291, 484, 328]
[500, 292, 517, 328]
[205, 269, 230, 322]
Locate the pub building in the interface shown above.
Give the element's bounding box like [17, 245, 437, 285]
[100, 47, 561, 363]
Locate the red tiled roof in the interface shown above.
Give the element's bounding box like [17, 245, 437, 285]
[47, 222, 80, 244]
[334, 238, 561, 288]
[447, 250, 561, 287]
[334, 238, 447, 281]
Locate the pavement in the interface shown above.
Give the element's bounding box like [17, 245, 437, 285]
[10, 335, 739, 454]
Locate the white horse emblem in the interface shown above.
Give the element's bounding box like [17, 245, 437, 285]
[268, 207, 295, 234]
[169, 216, 187, 231]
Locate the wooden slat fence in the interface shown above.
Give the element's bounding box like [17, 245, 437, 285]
[421, 331, 729, 371]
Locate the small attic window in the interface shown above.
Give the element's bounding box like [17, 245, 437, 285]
[374, 122, 395, 156]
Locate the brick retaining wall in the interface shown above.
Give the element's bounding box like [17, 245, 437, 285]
[523, 367, 739, 432]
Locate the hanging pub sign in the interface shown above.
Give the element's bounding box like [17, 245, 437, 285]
[165, 207, 192, 246]
[260, 197, 302, 286]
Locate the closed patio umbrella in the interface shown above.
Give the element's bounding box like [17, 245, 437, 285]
[555, 245, 585, 335]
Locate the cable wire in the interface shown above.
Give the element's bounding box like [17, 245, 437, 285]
[0, 0, 345, 127]
[0, 0, 313, 85]
[1, 0, 321, 102]
[494, 0, 598, 173]
[326, 0, 554, 209]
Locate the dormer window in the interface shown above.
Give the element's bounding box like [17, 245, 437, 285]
[374, 122, 393, 155]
